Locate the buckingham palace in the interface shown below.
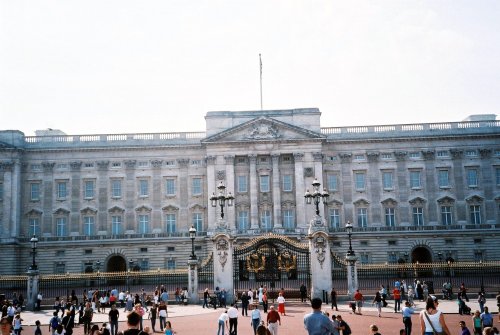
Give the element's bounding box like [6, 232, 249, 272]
[0, 108, 499, 275]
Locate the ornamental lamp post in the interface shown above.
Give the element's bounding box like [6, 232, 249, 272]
[344, 221, 358, 297]
[30, 235, 38, 270]
[210, 181, 234, 219]
[345, 221, 355, 256]
[304, 178, 329, 216]
[189, 225, 197, 260]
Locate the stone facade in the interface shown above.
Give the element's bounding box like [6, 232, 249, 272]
[0, 108, 499, 275]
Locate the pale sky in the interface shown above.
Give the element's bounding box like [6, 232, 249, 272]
[1, 1, 499, 136]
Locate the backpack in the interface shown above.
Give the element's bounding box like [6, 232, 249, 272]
[50, 317, 60, 329]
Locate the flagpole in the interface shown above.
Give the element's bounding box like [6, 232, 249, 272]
[259, 53, 263, 110]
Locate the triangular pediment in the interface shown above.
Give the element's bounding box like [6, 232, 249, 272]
[202, 116, 325, 143]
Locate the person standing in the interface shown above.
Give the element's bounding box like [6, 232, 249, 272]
[241, 292, 250, 317]
[262, 292, 269, 314]
[61, 310, 74, 335]
[148, 303, 157, 333]
[203, 288, 209, 309]
[300, 284, 307, 303]
[216, 310, 229, 335]
[157, 301, 167, 332]
[393, 287, 402, 313]
[108, 304, 119, 335]
[227, 304, 239, 335]
[459, 320, 472, 335]
[304, 298, 336, 335]
[354, 290, 364, 315]
[331, 288, 338, 311]
[373, 292, 383, 317]
[460, 283, 469, 302]
[82, 302, 94, 335]
[419, 296, 451, 335]
[251, 306, 262, 335]
[477, 292, 486, 314]
[401, 301, 414, 335]
[266, 306, 281, 335]
[481, 307, 493, 329]
[473, 310, 483, 335]
[123, 312, 142, 335]
[276, 293, 286, 316]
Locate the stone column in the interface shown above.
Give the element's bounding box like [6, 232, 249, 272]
[271, 154, 282, 229]
[293, 153, 306, 229]
[187, 259, 198, 304]
[212, 234, 235, 304]
[26, 269, 40, 311]
[308, 223, 332, 300]
[206, 156, 217, 231]
[346, 254, 359, 298]
[224, 156, 236, 230]
[249, 155, 259, 230]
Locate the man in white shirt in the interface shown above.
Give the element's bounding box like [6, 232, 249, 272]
[227, 304, 239, 335]
[217, 310, 229, 335]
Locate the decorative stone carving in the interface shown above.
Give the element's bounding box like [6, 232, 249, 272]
[205, 156, 217, 165]
[409, 197, 426, 206]
[338, 153, 352, 163]
[437, 196, 455, 205]
[42, 161, 55, 172]
[177, 158, 190, 167]
[224, 155, 235, 164]
[366, 152, 379, 162]
[96, 161, 109, 170]
[80, 207, 97, 215]
[450, 149, 463, 159]
[216, 170, 226, 180]
[246, 122, 280, 139]
[304, 167, 314, 177]
[249, 154, 257, 164]
[70, 161, 82, 170]
[422, 150, 435, 160]
[381, 198, 398, 206]
[479, 148, 491, 158]
[150, 159, 163, 168]
[394, 151, 407, 161]
[216, 238, 229, 271]
[312, 152, 323, 161]
[271, 154, 280, 163]
[124, 160, 136, 168]
[278, 251, 297, 272]
[293, 152, 304, 161]
[313, 235, 327, 269]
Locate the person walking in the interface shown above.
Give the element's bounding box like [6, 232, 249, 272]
[303, 298, 336, 335]
[419, 296, 451, 335]
[372, 292, 383, 317]
[82, 302, 94, 335]
[251, 306, 262, 335]
[300, 284, 307, 303]
[123, 312, 142, 335]
[216, 310, 229, 335]
[481, 307, 493, 328]
[477, 292, 486, 314]
[276, 293, 286, 316]
[459, 320, 472, 335]
[203, 288, 209, 309]
[158, 301, 167, 332]
[266, 306, 281, 335]
[108, 304, 119, 335]
[401, 301, 414, 335]
[393, 287, 402, 313]
[148, 303, 157, 333]
[262, 292, 268, 314]
[473, 310, 483, 335]
[331, 288, 338, 311]
[241, 292, 250, 317]
[354, 289, 364, 315]
[228, 304, 239, 335]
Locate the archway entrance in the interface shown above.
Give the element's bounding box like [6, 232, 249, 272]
[106, 255, 126, 272]
[411, 247, 433, 263]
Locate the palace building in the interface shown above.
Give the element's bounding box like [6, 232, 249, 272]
[0, 108, 499, 275]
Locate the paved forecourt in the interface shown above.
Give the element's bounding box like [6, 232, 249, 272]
[17, 299, 499, 335]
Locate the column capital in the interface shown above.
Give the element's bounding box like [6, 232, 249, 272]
[293, 152, 304, 161]
[205, 155, 217, 165]
[249, 154, 257, 164]
[96, 160, 110, 170]
[224, 155, 235, 164]
[312, 152, 323, 162]
[70, 161, 83, 171]
[42, 161, 55, 172]
[150, 159, 163, 168]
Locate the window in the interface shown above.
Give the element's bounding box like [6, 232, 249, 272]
[282, 175, 293, 192]
[83, 216, 95, 236]
[166, 259, 176, 270]
[409, 152, 421, 159]
[111, 215, 122, 235]
[357, 208, 368, 227]
[388, 240, 397, 246]
[441, 206, 453, 225]
[465, 150, 477, 157]
[354, 172, 366, 190]
[84, 162, 94, 168]
[466, 169, 478, 187]
[84, 180, 95, 199]
[140, 247, 148, 252]
[55, 263, 66, 274]
[382, 171, 393, 190]
[474, 251, 483, 262]
[111, 162, 121, 168]
[360, 254, 369, 264]
[139, 259, 149, 271]
[260, 175, 270, 192]
[381, 153, 392, 159]
[138, 214, 149, 233]
[29, 218, 40, 236]
[138, 161, 149, 168]
[139, 180, 149, 197]
[192, 213, 203, 232]
[237, 175, 248, 193]
[167, 246, 175, 251]
[329, 208, 340, 229]
[385, 207, 395, 227]
[388, 253, 398, 263]
[31, 164, 41, 171]
[56, 181, 67, 199]
[0, 182, 3, 201]
[470, 205, 481, 224]
[437, 150, 449, 158]
[238, 211, 249, 231]
[192, 178, 202, 195]
[165, 179, 176, 196]
[496, 167, 500, 186]
[438, 170, 450, 188]
[165, 160, 176, 166]
[111, 179, 122, 198]
[327, 174, 338, 191]
[282, 209, 294, 230]
[410, 171, 421, 189]
[30, 183, 40, 201]
[166, 214, 176, 233]
[56, 217, 67, 236]
[260, 210, 272, 231]
[412, 207, 424, 226]
[354, 154, 365, 161]
[56, 163, 68, 170]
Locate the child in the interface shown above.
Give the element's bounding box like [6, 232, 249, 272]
[164, 321, 174, 335]
[34, 320, 42, 335]
[13, 314, 23, 335]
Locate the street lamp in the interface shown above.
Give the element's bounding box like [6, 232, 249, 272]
[345, 221, 355, 256]
[30, 235, 38, 270]
[189, 225, 197, 260]
[95, 260, 101, 272]
[304, 178, 329, 216]
[210, 181, 234, 219]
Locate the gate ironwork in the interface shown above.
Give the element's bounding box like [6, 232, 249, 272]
[233, 234, 310, 298]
